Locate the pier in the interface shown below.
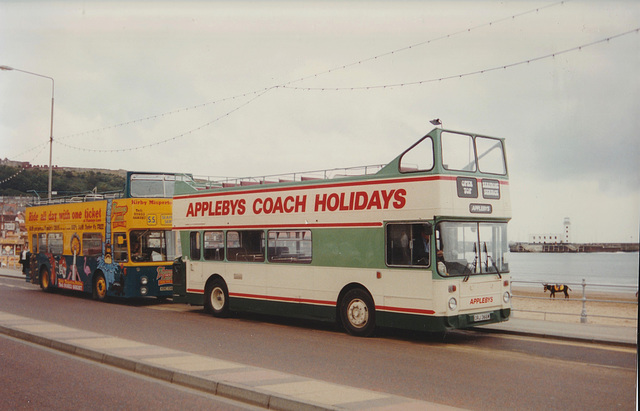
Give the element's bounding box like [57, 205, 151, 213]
[510, 242, 639, 253]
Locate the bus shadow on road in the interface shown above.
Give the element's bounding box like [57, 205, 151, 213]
[188, 307, 487, 345]
[375, 327, 483, 345]
[37, 287, 175, 306]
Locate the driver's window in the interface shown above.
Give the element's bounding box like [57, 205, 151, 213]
[385, 222, 432, 267]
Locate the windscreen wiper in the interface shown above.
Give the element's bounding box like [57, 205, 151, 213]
[483, 242, 501, 279]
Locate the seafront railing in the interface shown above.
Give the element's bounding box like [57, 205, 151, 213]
[511, 279, 638, 324]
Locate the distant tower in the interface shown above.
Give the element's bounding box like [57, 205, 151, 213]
[563, 217, 571, 243]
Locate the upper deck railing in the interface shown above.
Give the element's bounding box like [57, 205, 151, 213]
[181, 164, 387, 191]
[28, 190, 125, 206]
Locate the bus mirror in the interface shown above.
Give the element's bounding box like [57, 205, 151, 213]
[117, 236, 125, 245]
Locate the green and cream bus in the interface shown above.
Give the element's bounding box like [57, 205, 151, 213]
[172, 128, 511, 336]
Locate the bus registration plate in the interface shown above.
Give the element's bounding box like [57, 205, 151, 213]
[473, 312, 491, 322]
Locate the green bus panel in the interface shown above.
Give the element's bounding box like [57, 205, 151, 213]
[311, 227, 384, 269]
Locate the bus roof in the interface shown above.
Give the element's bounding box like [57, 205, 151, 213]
[174, 128, 508, 196]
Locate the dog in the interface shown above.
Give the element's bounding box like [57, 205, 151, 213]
[543, 283, 572, 299]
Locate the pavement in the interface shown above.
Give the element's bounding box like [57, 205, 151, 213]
[1, 266, 637, 410]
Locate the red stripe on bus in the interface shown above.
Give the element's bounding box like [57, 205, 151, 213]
[173, 221, 383, 231]
[186, 289, 436, 316]
[175, 175, 488, 200]
[230, 292, 335, 306]
[377, 305, 436, 315]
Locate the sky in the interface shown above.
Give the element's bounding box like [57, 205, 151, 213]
[1, 0, 639, 243]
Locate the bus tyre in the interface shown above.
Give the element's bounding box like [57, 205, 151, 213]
[40, 267, 51, 292]
[340, 288, 375, 337]
[93, 273, 107, 301]
[205, 279, 229, 317]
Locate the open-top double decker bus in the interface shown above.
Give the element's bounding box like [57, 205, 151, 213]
[172, 128, 511, 336]
[25, 172, 178, 300]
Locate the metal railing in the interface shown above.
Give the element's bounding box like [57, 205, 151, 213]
[511, 279, 638, 323]
[182, 164, 386, 190]
[28, 190, 124, 206]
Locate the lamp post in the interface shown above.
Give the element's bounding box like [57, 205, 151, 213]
[0, 65, 55, 201]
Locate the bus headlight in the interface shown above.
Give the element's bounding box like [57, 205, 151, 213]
[140, 286, 148, 296]
[448, 297, 458, 311]
[503, 291, 511, 304]
[140, 276, 148, 285]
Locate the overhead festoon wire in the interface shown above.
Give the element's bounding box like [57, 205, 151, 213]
[54, 1, 570, 153]
[279, 28, 640, 91]
[279, 0, 570, 88]
[55, 87, 273, 143]
[57, 88, 273, 153]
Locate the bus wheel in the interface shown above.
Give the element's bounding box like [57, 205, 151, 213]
[340, 288, 375, 337]
[205, 278, 229, 317]
[40, 267, 51, 292]
[93, 273, 107, 301]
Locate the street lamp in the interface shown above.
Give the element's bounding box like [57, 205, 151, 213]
[1, 65, 55, 201]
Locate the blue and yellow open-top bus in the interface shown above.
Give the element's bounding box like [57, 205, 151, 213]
[25, 172, 178, 300]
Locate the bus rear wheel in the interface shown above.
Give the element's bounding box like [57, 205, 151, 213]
[205, 278, 229, 317]
[40, 267, 52, 292]
[340, 288, 376, 337]
[93, 273, 107, 301]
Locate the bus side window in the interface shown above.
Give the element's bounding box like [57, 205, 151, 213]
[113, 233, 128, 262]
[48, 233, 63, 254]
[267, 230, 312, 264]
[190, 231, 201, 261]
[203, 231, 223, 261]
[38, 233, 47, 254]
[227, 230, 264, 262]
[399, 136, 434, 173]
[31, 234, 38, 253]
[83, 233, 103, 257]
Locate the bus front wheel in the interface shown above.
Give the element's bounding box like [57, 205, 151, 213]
[40, 267, 52, 292]
[93, 273, 107, 301]
[340, 288, 376, 337]
[205, 278, 229, 317]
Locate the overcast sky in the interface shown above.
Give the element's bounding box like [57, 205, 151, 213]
[1, 0, 639, 243]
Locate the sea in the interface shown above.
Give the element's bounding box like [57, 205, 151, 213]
[508, 252, 639, 292]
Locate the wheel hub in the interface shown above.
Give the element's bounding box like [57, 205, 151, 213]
[347, 299, 368, 328]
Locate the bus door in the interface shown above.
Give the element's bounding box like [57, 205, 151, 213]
[187, 231, 205, 289]
[384, 222, 435, 304]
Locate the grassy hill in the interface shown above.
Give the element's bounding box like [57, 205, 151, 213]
[0, 164, 126, 198]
